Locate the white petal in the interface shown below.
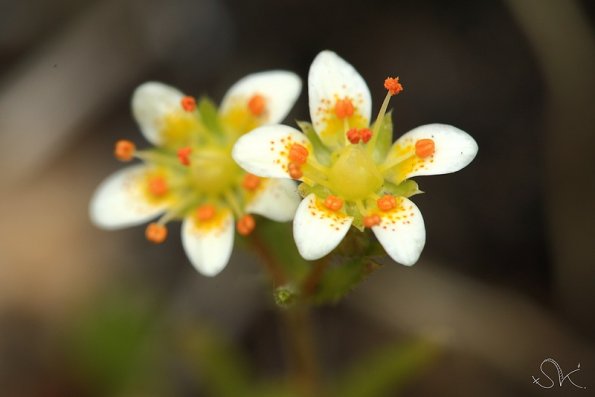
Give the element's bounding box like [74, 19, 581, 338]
[246, 178, 300, 221]
[181, 210, 234, 277]
[220, 71, 302, 124]
[371, 197, 425, 266]
[308, 51, 372, 141]
[132, 82, 185, 145]
[386, 124, 478, 183]
[293, 194, 353, 260]
[232, 125, 310, 178]
[89, 165, 167, 229]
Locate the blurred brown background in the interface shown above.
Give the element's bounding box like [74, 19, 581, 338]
[0, 0, 594, 396]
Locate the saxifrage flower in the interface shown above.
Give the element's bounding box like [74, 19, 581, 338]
[90, 71, 302, 276]
[232, 51, 478, 265]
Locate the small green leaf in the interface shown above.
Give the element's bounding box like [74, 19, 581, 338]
[198, 96, 223, 134]
[274, 284, 299, 308]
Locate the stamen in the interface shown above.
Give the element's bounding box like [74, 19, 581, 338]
[377, 194, 397, 212]
[181, 96, 196, 112]
[363, 214, 381, 228]
[334, 98, 354, 119]
[242, 173, 261, 191]
[248, 94, 266, 116]
[415, 139, 435, 158]
[114, 140, 135, 161]
[145, 223, 167, 244]
[288, 163, 303, 179]
[289, 143, 309, 164]
[177, 146, 192, 166]
[148, 176, 168, 197]
[237, 214, 256, 236]
[324, 195, 343, 211]
[384, 77, 403, 96]
[346, 128, 360, 144]
[360, 128, 372, 143]
[196, 204, 216, 222]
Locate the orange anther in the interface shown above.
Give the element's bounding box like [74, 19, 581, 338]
[334, 98, 354, 119]
[196, 204, 216, 222]
[363, 214, 381, 228]
[360, 128, 373, 143]
[346, 128, 360, 144]
[242, 173, 261, 190]
[177, 146, 192, 166]
[288, 163, 303, 179]
[114, 140, 135, 161]
[181, 96, 196, 112]
[145, 223, 167, 244]
[323, 195, 343, 211]
[248, 94, 266, 116]
[237, 214, 256, 236]
[377, 194, 397, 212]
[415, 138, 435, 158]
[148, 176, 168, 197]
[289, 143, 309, 165]
[384, 77, 403, 96]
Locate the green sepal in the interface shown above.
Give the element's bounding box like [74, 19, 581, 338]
[297, 120, 331, 165]
[298, 183, 331, 199]
[371, 111, 394, 163]
[383, 179, 422, 198]
[198, 96, 223, 135]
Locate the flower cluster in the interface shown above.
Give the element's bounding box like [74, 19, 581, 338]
[233, 51, 478, 265]
[90, 72, 302, 276]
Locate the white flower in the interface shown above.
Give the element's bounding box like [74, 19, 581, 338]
[233, 51, 478, 265]
[90, 72, 302, 276]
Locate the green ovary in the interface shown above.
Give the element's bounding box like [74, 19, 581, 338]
[189, 147, 238, 194]
[327, 145, 383, 200]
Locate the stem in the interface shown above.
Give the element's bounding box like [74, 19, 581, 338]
[301, 259, 330, 298]
[248, 232, 287, 288]
[282, 304, 320, 397]
[248, 229, 323, 396]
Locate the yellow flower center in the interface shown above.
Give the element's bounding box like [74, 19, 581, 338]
[327, 145, 383, 201]
[189, 147, 239, 195]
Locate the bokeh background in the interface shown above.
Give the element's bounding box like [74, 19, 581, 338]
[1, 0, 594, 396]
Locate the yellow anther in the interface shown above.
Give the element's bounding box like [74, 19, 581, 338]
[377, 194, 397, 212]
[114, 140, 135, 161]
[196, 204, 216, 222]
[181, 96, 196, 112]
[248, 94, 266, 116]
[415, 138, 435, 158]
[148, 176, 168, 197]
[363, 214, 381, 228]
[334, 98, 354, 119]
[289, 143, 309, 165]
[324, 195, 343, 212]
[242, 173, 261, 191]
[237, 214, 256, 236]
[145, 223, 167, 244]
[384, 77, 403, 96]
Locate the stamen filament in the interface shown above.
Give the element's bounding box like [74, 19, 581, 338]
[223, 190, 244, 218]
[136, 151, 184, 169]
[367, 91, 393, 153]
